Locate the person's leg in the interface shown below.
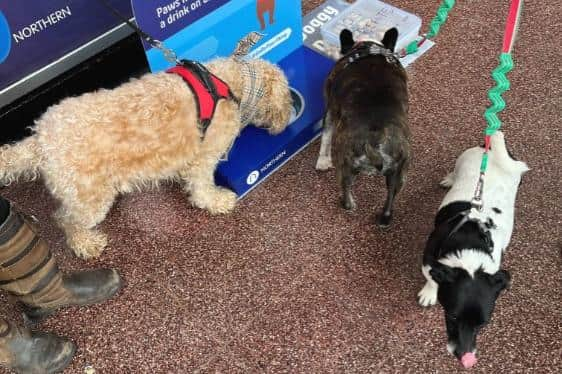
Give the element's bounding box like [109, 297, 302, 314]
[0, 197, 9, 224]
[0, 317, 75, 373]
[0, 196, 123, 324]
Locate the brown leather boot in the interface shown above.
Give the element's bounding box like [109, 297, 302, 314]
[0, 318, 75, 373]
[0, 204, 123, 324]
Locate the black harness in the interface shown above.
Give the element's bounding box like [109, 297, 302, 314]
[437, 208, 496, 259]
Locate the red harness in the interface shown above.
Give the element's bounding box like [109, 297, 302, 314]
[166, 61, 237, 135]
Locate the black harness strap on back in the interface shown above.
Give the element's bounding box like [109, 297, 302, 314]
[181, 60, 220, 100]
[182, 60, 223, 132]
[437, 208, 495, 259]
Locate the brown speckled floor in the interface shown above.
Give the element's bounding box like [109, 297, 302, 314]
[1, 1, 561, 373]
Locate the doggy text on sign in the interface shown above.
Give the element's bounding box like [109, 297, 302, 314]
[302, 0, 347, 54]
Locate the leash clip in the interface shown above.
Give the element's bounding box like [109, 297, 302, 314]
[471, 173, 485, 211]
[152, 39, 181, 65]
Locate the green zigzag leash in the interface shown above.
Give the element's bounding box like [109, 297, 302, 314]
[397, 0, 456, 57]
[472, 0, 523, 210]
[396, 0, 523, 209]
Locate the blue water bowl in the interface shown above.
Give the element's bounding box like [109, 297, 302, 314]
[288, 87, 305, 124]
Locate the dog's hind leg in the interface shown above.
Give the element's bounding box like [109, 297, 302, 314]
[376, 160, 408, 227]
[316, 113, 334, 171]
[52, 185, 116, 259]
[337, 163, 358, 210]
[439, 172, 455, 188]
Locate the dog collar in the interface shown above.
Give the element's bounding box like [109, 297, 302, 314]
[239, 61, 266, 126]
[341, 42, 401, 69]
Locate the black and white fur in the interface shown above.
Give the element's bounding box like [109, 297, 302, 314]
[417, 131, 529, 359]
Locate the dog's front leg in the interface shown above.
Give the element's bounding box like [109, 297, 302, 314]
[418, 264, 438, 307]
[183, 156, 238, 215]
[182, 102, 239, 215]
[315, 113, 334, 171]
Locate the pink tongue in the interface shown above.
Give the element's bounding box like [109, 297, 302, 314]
[460, 352, 477, 368]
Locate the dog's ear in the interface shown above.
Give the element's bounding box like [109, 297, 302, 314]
[339, 29, 355, 55]
[381, 27, 399, 52]
[429, 263, 458, 284]
[490, 269, 511, 293]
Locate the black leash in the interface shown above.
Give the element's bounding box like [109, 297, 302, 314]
[97, 0, 153, 44]
[96, 0, 239, 136]
[96, 0, 228, 94]
[96, 0, 180, 64]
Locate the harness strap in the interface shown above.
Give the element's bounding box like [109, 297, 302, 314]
[167, 61, 237, 135]
[445, 210, 471, 242]
[437, 209, 494, 258]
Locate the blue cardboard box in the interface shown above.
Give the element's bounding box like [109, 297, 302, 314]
[215, 46, 333, 196]
[131, 0, 334, 197]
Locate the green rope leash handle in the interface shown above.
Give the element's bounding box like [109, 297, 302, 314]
[403, 0, 456, 56]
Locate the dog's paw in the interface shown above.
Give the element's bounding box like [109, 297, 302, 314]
[447, 341, 457, 355]
[192, 188, 237, 215]
[376, 213, 392, 228]
[439, 173, 455, 188]
[341, 195, 357, 210]
[417, 282, 438, 307]
[67, 229, 107, 259]
[315, 156, 333, 171]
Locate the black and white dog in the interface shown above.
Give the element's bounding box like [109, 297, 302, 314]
[417, 131, 529, 368]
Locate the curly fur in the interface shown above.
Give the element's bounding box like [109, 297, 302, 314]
[0, 57, 292, 259]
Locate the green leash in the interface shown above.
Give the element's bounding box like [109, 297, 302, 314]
[395, 0, 523, 209]
[472, 0, 523, 209]
[398, 0, 456, 57]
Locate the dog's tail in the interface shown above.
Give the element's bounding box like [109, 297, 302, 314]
[489, 131, 529, 174]
[0, 136, 42, 185]
[364, 143, 387, 173]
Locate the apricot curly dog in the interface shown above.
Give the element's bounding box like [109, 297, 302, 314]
[0, 56, 292, 259]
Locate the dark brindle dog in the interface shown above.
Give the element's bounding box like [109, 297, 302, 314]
[316, 28, 411, 227]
